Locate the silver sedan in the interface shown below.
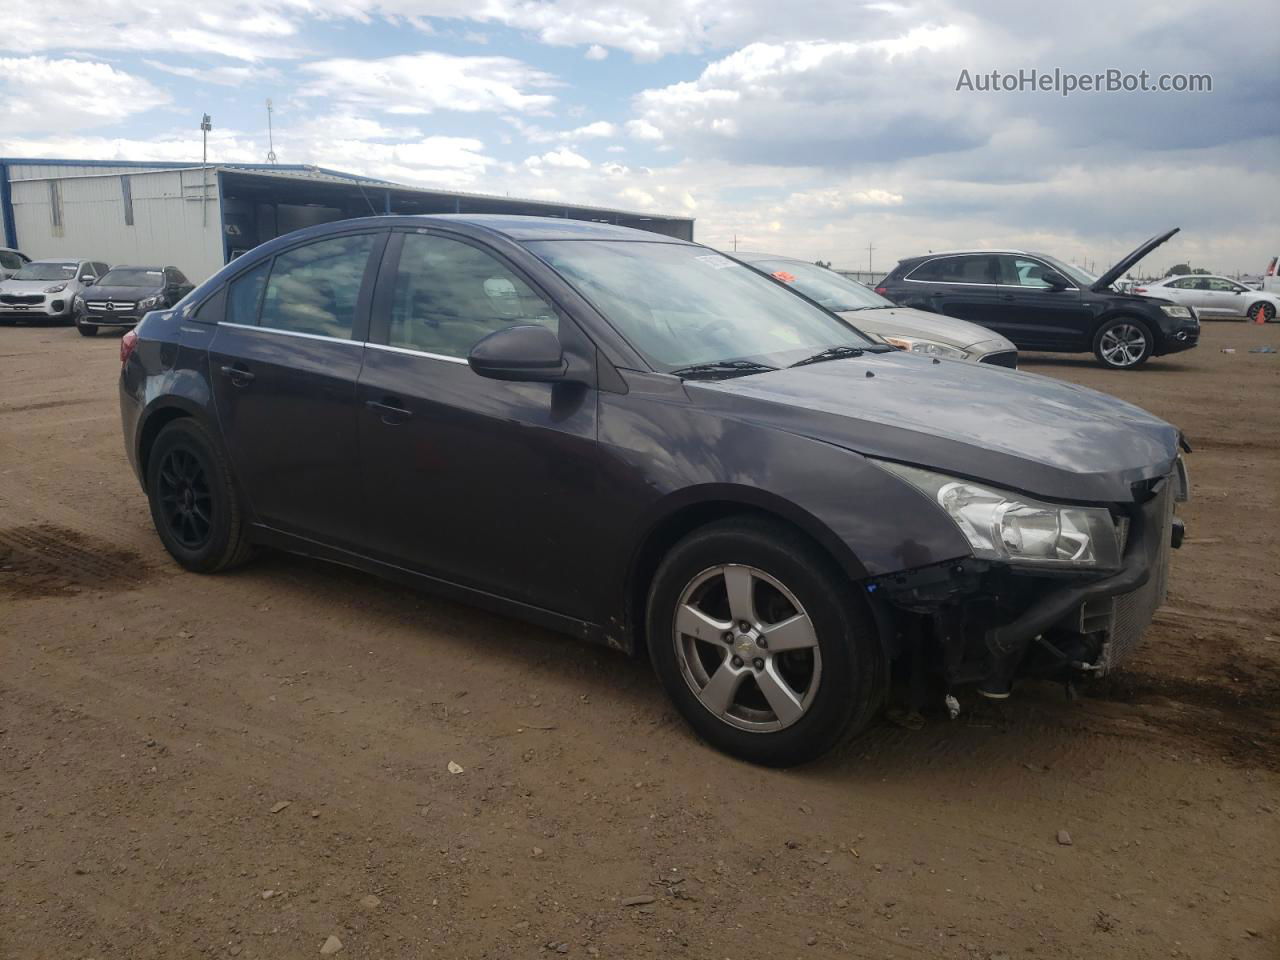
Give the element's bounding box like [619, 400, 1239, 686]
[1139, 274, 1279, 322]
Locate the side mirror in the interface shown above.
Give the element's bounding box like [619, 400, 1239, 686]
[81, 276, 95, 286]
[468, 323, 567, 382]
[1042, 272, 1069, 290]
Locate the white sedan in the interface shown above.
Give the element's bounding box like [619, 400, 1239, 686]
[1138, 274, 1278, 322]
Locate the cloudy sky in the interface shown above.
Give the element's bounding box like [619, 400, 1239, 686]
[2, 0, 1277, 274]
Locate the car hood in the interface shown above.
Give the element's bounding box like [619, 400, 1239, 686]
[87, 284, 162, 301]
[0, 278, 74, 293]
[838, 307, 1013, 351]
[690, 351, 1180, 504]
[1092, 227, 1179, 291]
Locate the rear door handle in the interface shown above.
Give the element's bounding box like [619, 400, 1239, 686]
[219, 364, 255, 385]
[366, 398, 413, 423]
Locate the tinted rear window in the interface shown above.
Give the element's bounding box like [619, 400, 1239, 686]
[907, 255, 997, 284]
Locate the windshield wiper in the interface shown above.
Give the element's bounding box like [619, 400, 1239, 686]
[669, 359, 778, 380]
[789, 344, 868, 368]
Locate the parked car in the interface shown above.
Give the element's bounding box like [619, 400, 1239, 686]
[0, 258, 109, 325]
[0, 246, 30, 281]
[730, 252, 1018, 367]
[1137, 274, 1279, 322]
[74, 265, 195, 336]
[120, 215, 1189, 766]
[877, 229, 1200, 369]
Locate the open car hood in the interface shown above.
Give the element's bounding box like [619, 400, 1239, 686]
[1092, 227, 1179, 291]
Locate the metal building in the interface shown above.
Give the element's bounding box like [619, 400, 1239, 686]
[0, 158, 695, 282]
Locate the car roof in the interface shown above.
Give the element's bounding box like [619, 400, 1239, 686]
[411, 214, 692, 244]
[29, 258, 82, 265]
[898, 249, 1039, 263]
[106, 265, 168, 271]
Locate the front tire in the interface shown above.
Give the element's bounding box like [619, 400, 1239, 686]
[1246, 301, 1276, 323]
[146, 418, 254, 573]
[75, 316, 98, 336]
[646, 516, 883, 766]
[1093, 316, 1153, 369]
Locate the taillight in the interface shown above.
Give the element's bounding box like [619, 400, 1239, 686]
[1133, 287, 1147, 294]
[874, 285, 888, 296]
[120, 329, 139, 364]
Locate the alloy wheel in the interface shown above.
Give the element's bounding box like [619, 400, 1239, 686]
[672, 564, 822, 732]
[1099, 323, 1147, 367]
[157, 447, 214, 548]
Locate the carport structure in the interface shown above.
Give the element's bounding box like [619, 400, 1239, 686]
[0, 158, 695, 283]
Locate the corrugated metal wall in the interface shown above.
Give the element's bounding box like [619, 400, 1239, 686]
[6, 162, 180, 182]
[8, 168, 224, 280]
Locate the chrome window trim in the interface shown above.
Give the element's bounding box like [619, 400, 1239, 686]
[365, 341, 469, 365]
[903, 254, 1080, 291]
[219, 321, 363, 346]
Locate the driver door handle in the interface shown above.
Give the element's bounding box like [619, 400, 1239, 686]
[219, 364, 255, 385]
[366, 398, 413, 423]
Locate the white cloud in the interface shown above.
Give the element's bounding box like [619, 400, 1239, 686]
[144, 60, 281, 86]
[299, 52, 558, 115]
[585, 44, 608, 60]
[625, 119, 664, 141]
[0, 57, 168, 134]
[523, 147, 592, 174]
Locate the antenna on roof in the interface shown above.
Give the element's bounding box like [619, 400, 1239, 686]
[265, 99, 277, 165]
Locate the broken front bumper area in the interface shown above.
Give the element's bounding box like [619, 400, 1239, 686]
[867, 474, 1181, 700]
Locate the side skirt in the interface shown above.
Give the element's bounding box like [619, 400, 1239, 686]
[247, 523, 619, 652]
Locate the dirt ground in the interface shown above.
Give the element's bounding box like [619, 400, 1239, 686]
[2, 320, 1277, 960]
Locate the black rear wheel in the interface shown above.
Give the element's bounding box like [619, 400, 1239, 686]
[146, 418, 254, 573]
[647, 516, 883, 766]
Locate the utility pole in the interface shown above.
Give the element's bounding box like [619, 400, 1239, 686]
[200, 113, 212, 227]
[266, 99, 277, 164]
[733, 233, 738, 252]
[867, 241, 875, 277]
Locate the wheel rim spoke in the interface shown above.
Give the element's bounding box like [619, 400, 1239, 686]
[676, 603, 730, 643]
[698, 659, 746, 716]
[755, 663, 805, 726]
[759, 612, 817, 652]
[721, 565, 757, 625]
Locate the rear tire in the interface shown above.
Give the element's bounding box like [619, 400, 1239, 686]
[75, 317, 98, 336]
[646, 516, 883, 766]
[1093, 316, 1153, 369]
[146, 418, 255, 573]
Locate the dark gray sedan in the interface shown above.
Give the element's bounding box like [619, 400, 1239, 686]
[119, 215, 1189, 766]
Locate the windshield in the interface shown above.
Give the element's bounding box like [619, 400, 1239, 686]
[100, 268, 164, 287]
[1038, 255, 1097, 289]
[746, 259, 893, 311]
[529, 241, 872, 372]
[13, 262, 77, 281]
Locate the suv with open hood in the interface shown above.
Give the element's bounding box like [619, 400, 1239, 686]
[877, 229, 1199, 369]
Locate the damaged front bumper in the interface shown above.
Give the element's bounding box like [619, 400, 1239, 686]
[867, 464, 1186, 697]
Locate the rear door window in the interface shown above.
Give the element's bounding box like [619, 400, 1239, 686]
[908, 255, 997, 284]
[226, 260, 271, 326]
[259, 234, 377, 340]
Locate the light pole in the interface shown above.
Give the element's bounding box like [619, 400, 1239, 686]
[200, 113, 212, 227]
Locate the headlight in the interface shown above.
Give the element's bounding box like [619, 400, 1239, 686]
[877, 461, 1122, 568]
[881, 335, 967, 360]
[1160, 305, 1193, 318]
[44, 283, 68, 293]
[139, 295, 161, 309]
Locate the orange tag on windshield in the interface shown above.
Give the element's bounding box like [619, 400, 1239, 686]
[772, 271, 797, 284]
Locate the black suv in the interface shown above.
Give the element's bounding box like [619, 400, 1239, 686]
[74, 265, 194, 336]
[877, 229, 1199, 369]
